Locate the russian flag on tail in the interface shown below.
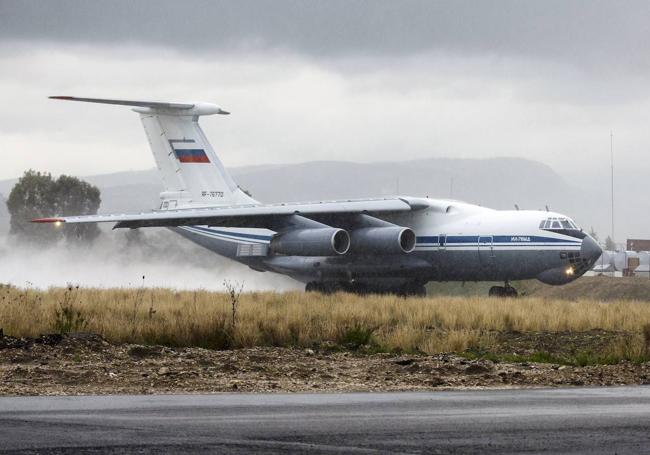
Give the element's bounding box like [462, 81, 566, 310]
[174, 149, 210, 163]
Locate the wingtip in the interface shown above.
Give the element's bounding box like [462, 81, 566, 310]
[31, 217, 65, 224]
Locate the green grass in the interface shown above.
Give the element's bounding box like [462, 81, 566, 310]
[336, 323, 377, 349]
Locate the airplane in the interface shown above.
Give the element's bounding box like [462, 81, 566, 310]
[33, 96, 602, 297]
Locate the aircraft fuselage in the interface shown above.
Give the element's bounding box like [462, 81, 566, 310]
[173, 199, 601, 290]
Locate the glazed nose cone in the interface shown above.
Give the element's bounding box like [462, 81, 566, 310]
[581, 235, 602, 264]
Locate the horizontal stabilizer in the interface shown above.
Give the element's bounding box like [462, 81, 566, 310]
[50, 96, 194, 109]
[49, 96, 230, 115]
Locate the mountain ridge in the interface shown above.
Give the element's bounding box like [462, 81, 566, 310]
[0, 157, 610, 238]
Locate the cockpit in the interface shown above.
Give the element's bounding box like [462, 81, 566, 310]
[538, 217, 586, 239]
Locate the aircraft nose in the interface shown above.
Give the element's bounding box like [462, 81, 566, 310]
[581, 235, 602, 263]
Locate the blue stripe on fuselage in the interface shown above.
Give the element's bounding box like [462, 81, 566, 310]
[416, 235, 581, 245]
[186, 227, 579, 247]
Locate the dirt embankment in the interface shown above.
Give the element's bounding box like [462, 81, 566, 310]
[427, 276, 650, 301]
[2, 332, 650, 395]
[521, 276, 650, 301]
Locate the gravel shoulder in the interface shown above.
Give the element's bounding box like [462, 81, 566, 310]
[2, 332, 650, 395]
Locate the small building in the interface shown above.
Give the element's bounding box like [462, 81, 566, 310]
[592, 250, 616, 274]
[634, 252, 650, 278]
[614, 251, 641, 276]
[627, 239, 650, 251]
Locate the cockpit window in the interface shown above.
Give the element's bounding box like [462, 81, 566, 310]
[539, 216, 584, 238]
[540, 217, 580, 230]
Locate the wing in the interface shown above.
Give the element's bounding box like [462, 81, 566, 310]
[32, 197, 430, 229]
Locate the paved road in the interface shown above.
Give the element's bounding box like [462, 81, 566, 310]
[1, 387, 650, 453]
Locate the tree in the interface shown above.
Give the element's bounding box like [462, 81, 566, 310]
[604, 235, 616, 251]
[54, 174, 101, 243]
[7, 171, 58, 244]
[7, 170, 101, 244]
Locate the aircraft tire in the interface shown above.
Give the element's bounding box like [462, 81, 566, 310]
[392, 282, 427, 298]
[489, 285, 518, 298]
[306, 281, 348, 294]
[402, 283, 427, 297]
[504, 286, 518, 298]
[489, 286, 505, 297]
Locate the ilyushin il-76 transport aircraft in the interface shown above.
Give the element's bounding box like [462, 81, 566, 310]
[34, 96, 602, 297]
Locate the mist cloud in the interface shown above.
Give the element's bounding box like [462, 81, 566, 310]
[0, 230, 299, 291]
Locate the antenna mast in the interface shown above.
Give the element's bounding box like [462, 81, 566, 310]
[610, 131, 615, 246]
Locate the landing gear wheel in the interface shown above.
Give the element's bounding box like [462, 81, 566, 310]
[305, 281, 349, 294]
[398, 282, 428, 298]
[504, 285, 518, 298]
[488, 284, 518, 298]
[488, 286, 504, 297]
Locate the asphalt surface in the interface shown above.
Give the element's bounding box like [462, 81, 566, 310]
[1, 387, 650, 454]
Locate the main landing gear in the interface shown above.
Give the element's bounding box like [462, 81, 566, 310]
[488, 282, 518, 298]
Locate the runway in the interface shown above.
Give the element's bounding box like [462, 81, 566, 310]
[2, 387, 650, 454]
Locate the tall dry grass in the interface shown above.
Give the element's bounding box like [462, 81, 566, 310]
[2, 285, 650, 355]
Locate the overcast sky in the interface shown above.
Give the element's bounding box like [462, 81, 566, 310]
[1, 0, 649, 180]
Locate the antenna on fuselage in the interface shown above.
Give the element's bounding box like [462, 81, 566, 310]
[514, 204, 520, 211]
[545, 205, 549, 212]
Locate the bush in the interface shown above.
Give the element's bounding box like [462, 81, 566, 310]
[53, 303, 87, 334]
[52, 286, 87, 334]
[336, 322, 376, 349]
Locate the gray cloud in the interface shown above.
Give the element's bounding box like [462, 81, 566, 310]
[1, 0, 649, 235]
[1, 0, 649, 72]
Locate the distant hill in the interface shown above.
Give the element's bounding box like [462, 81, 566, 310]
[0, 158, 607, 236]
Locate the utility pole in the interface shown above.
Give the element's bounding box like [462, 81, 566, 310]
[610, 131, 615, 246]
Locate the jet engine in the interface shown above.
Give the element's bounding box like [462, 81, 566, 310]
[270, 228, 350, 256]
[350, 226, 416, 254]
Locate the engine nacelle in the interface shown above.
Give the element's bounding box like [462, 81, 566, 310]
[350, 227, 416, 254]
[270, 228, 350, 256]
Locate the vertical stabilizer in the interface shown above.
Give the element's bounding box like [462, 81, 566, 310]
[49, 96, 257, 208]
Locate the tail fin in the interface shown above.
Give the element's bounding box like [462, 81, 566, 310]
[50, 96, 257, 208]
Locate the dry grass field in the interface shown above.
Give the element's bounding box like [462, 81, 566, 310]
[2, 284, 650, 364]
